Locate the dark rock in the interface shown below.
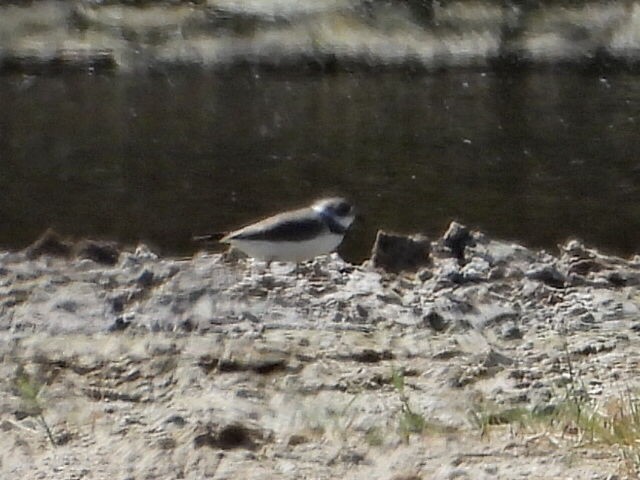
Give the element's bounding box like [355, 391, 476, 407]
[370, 230, 430, 273]
[0, 420, 13, 431]
[235, 389, 265, 399]
[111, 295, 125, 314]
[108, 316, 131, 332]
[446, 367, 476, 388]
[250, 358, 288, 374]
[157, 436, 177, 450]
[197, 355, 219, 373]
[422, 310, 449, 332]
[389, 474, 422, 480]
[180, 319, 195, 332]
[75, 240, 120, 266]
[287, 434, 309, 446]
[606, 270, 640, 287]
[440, 266, 466, 285]
[194, 423, 268, 450]
[567, 259, 603, 276]
[13, 410, 32, 421]
[432, 348, 463, 360]
[507, 369, 527, 380]
[482, 349, 514, 368]
[500, 324, 523, 340]
[55, 430, 74, 446]
[57, 300, 78, 313]
[442, 221, 474, 263]
[355, 303, 369, 319]
[215, 356, 288, 374]
[217, 359, 244, 372]
[336, 449, 366, 465]
[525, 265, 566, 288]
[83, 387, 141, 402]
[165, 415, 187, 427]
[571, 341, 616, 355]
[349, 349, 394, 363]
[417, 268, 432, 281]
[240, 312, 260, 323]
[479, 308, 519, 328]
[24, 229, 73, 259]
[376, 292, 403, 305]
[136, 269, 155, 287]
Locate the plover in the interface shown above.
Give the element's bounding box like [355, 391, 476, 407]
[195, 197, 356, 262]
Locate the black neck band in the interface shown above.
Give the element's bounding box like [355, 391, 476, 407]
[318, 210, 348, 234]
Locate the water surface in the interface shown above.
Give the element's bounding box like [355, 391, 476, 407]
[1, 71, 639, 261]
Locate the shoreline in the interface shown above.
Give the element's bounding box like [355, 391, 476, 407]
[1, 0, 640, 74]
[4, 224, 640, 335]
[1, 225, 640, 477]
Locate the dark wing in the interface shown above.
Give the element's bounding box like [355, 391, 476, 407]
[224, 209, 327, 242]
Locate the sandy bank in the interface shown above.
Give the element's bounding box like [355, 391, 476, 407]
[1, 226, 640, 477]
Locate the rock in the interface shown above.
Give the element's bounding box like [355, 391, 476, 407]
[442, 221, 474, 263]
[75, 240, 120, 265]
[23, 230, 121, 266]
[571, 340, 616, 356]
[216, 355, 289, 374]
[422, 310, 449, 332]
[193, 423, 270, 451]
[500, 324, 523, 340]
[136, 269, 155, 287]
[482, 349, 514, 369]
[370, 230, 430, 273]
[460, 257, 491, 282]
[165, 415, 187, 427]
[432, 348, 463, 360]
[287, 433, 309, 446]
[108, 316, 132, 332]
[348, 349, 394, 363]
[567, 258, 603, 276]
[417, 268, 433, 281]
[24, 229, 73, 259]
[133, 244, 159, 262]
[525, 265, 566, 288]
[606, 270, 640, 287]
[390, 473, 422, 480]
[197, 355, 219, 373]
[335, 449, 366, 465]
[355, 303, 369, 319]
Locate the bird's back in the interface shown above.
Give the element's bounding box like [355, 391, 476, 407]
[221, 207, 326, 243]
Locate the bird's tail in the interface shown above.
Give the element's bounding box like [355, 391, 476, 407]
[192, 232, 226, 242]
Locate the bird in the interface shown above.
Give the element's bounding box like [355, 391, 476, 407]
[194, 197, 356, 262]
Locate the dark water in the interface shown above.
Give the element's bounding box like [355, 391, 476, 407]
[1, 71, 639, 262]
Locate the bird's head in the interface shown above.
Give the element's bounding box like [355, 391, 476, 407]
[312, 197, 356, 230]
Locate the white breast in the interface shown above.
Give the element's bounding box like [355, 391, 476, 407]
[228, 232, 343, 262]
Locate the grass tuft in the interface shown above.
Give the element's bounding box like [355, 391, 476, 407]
[469, 343, 640, 476]
[13, 365, 57, 447]
[391, 368, 457, 441]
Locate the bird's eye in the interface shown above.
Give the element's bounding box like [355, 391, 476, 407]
[335, 202, 351, 216]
